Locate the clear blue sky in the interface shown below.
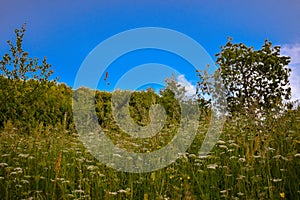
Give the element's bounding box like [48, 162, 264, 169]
[1, 0, 300, 99]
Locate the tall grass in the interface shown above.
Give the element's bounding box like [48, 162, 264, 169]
[0, 109, 299, 199]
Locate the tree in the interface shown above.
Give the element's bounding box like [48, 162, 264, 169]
[0, 24, 56, 128]
[197, 38, 292, 116]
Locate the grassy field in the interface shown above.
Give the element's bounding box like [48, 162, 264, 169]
[1, 110, 300, 200]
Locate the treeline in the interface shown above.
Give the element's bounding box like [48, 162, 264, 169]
[1, 24, 299, 134]
[0, 76, 72, 131]
[0, 75, 189, 134]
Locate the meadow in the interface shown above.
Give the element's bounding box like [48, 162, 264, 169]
[1, 106, 299, 199]
[1, 25, 299, 199]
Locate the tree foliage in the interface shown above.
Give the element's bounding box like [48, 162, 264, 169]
[0, 24, 57, 129]
[197, 38, 292, 116]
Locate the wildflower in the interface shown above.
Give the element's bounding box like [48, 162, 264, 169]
[74, 189, 84, 193]
[108, 191, 117, 195]
[236, 175, 245, 180]
[229, 143, 239, 147]
[118, 189, 127, 193]
[62, 180, 70, 184]
[199, 155, 209, 159]
[238, 158, 246, 162]
[29, 156, 35, 160]
[219, 145, 228, 150]
[188, 154, 197, 159]
[281, 156, 289, 161]
[272, 178, 282, 182]
[87, 165, 97, 171]
[207, 164, 218, 170]
[113, 153, 122, 158]
[18, 153, 29, 158]
[273, 155, 281, 159]
[217, 140, 226, 144]
[0, 163, 8, 167]
[21, 179, 29, 184]
[230, 156, 237, 160]
[97, 171, 105, 177]
[280, 192, 285, 198]
[267, 147, 276, 152]
[14, 167, 23, 174]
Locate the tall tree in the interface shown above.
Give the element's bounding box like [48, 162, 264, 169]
[197, 38, 292, 116]
[0, 24, 56, 128]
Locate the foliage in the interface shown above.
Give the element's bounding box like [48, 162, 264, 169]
[197, 38, 292, 116]
[0, 24, 57, 129]
[1, 106, 299, 199]
[1, 26, 299, 199]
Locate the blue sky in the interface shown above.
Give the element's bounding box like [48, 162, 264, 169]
[1, 0, 300, 99]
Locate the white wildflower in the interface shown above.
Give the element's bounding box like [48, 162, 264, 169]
[273, 155, 281, 159]
[0, 163, 8, 167]
[21, 179, 29, 184]
[207, 164, 218, 170]
[272, 178, 282, 182]
[87, 165, 97, 171]
[219, 145, 228, 150]
[108, 191, 118, 195]
[217, 140, 226, 144]
[230, 156, 237, 160]
[199, 155, 209, 159]
[18, 153, 29, 158]
[74, 189, 84, 193]
[267, 147, 276, 152]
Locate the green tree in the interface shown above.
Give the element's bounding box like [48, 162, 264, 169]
[0, 24, 56, 128]
[197, 38, 292, 116]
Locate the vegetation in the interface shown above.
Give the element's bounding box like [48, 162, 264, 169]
[0, 24, 58, 130]
[0, 26, 299, 199]
[197, 37, 292, 117]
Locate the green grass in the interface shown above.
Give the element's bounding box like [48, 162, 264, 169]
[1, 111, 300, 199]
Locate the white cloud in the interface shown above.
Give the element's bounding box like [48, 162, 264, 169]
[280, 44, 300, 101]
[177, 74, 197, 97]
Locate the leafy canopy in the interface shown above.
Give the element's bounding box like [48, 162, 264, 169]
[197, 38, 292, 116]
[0, 24, 57, 128]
